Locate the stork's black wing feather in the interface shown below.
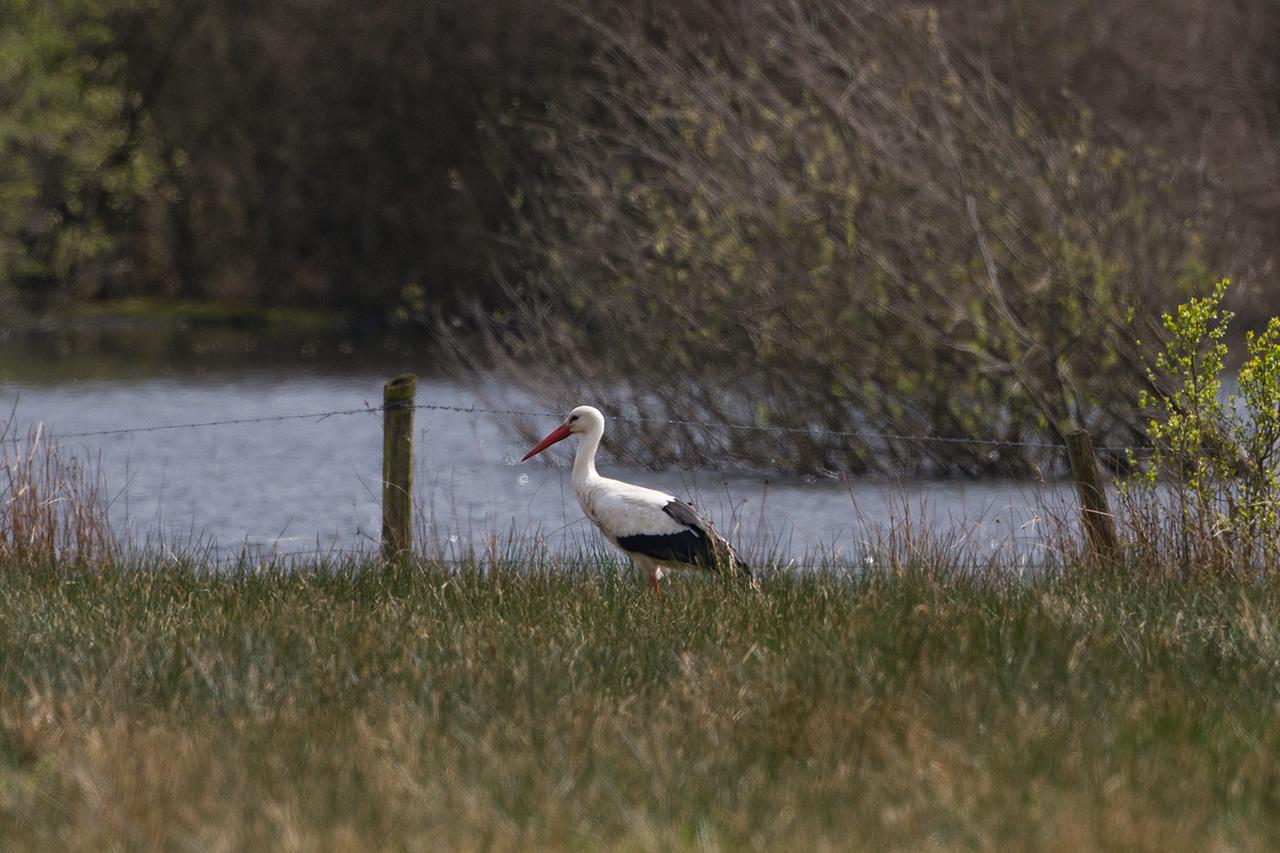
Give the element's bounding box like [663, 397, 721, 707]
[615, 527, 708, 566]
[660, 499, 705, 529]
[617, 499, 751, 577]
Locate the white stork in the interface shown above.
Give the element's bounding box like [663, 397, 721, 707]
[522, 405, 751, 595]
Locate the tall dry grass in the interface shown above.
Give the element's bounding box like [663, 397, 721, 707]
[0, 424, 116, 568]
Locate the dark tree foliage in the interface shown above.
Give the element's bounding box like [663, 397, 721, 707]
[106, 0, 593, 324]
[0, 0, 167, 314]
[1, 0, 1277, 331]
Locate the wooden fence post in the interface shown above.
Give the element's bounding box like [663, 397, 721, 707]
[1066, 428, 1119, 563]
[381, 374, 416, 561]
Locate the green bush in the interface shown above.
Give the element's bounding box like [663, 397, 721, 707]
[1120, 280, 1280, 574]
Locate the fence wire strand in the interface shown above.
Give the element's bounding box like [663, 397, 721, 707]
[32, 400, 1147, 455]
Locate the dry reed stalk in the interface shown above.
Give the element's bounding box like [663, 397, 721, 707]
[0, 425, 117, 568]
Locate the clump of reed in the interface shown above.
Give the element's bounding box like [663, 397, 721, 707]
[0, 423, 117, 568]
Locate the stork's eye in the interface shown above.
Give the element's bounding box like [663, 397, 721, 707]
[569, 415, 579, 422]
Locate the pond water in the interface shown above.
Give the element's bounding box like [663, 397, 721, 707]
[1, 326, 1074, 566]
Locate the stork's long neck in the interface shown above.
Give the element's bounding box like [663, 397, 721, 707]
[573, 421, 602, 487]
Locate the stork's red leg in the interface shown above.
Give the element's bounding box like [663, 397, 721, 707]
[649, 572, 661, 598]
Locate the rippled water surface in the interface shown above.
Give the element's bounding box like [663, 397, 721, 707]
[4, 364, 1072, 564]
[0, 320, 1075, 563]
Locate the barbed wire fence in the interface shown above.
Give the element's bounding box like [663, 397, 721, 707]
[3, 381, 1132, 568]
[42, 400, 1145, 455]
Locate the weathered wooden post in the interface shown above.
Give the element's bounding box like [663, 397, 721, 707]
[381, 374, 416, 561]
[1066, 428, 1119, 563]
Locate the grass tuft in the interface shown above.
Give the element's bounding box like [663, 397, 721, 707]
[0, 426, 116, 569]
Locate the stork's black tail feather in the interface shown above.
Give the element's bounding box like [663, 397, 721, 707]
[654, 498, 754, 581]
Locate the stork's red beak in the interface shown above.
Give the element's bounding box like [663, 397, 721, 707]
[521, 424, 572, 461]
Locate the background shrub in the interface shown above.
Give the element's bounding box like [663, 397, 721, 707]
[474, 1, 1215, 474]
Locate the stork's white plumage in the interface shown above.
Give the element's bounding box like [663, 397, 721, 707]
[522, 406, 751, 595]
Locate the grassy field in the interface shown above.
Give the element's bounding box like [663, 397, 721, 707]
[1, 557, 1279, 850]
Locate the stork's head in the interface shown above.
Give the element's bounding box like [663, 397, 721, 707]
[521, 405, 604, 461]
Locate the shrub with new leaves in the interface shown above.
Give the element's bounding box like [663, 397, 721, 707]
[1120, 280, 1280, 574]
[478, 0, 1215, 475]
